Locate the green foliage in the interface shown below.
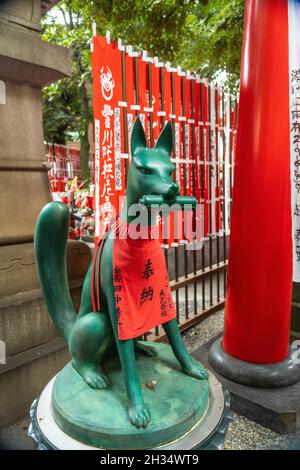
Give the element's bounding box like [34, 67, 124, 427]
[179, 0, 244, 92]
[81, 0, 244, 90]
[41, 1, 93, 184]
[41, 3, 93, 141]
[41, 0, 244, 173]
[87, 0, 197, 62]
[42, 79, 81, 144]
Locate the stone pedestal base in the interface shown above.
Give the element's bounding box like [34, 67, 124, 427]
[28, 343, 231, 450]
[209, 337, 300, 388]
[194, 335, 300, 433]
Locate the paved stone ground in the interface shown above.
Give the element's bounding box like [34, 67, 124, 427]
[183, 310, 300, 450]
[0, 417, 35, 451]
[1, 309, 300, 450]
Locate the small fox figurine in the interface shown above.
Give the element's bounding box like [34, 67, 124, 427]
[35, 117, 208, 430]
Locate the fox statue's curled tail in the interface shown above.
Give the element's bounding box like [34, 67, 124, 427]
[34, 201, 77, 344]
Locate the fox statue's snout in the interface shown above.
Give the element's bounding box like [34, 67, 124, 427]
[160, 181, 180, 201]
[147, 179, 180, 205]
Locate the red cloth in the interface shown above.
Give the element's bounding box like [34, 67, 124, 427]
[75, 196, 82, 209]
[112, 219, 176, 339]
[91, 218, 176, 340]
[61, 196, 69, 205]
[85, 196, 94, 210]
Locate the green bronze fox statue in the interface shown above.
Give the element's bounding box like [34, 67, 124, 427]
[34, 117, 208, 430]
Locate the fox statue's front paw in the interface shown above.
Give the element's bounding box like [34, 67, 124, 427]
[128, 402, 151, 429]
[182, 357, 209, 381]
[72, 361, 109, 390]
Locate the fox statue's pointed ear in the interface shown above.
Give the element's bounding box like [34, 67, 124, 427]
[131, 116, 148, 155]
[155, 121, 173, 156]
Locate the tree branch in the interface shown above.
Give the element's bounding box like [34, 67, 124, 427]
[59, 6, 68, 28]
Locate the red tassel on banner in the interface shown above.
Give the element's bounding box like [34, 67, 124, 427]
[163, 66, 172, 120]
[173, 71, 183, 195]
[182, 74, 194, 242]
[172, 70, 185, 244]
[201, 82, 209, 239]
[152, 61, 163, 143]
[215, 87, 222, 234]
[125, 51, 136, 161]
[184, 74, 192, 196]
[161, 65, 175, 247]
[119, 45, 127, 202]
[137, 56, 150, 143]
[194, 78, 201, 204]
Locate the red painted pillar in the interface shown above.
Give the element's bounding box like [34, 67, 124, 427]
[223, 0, 292, 364]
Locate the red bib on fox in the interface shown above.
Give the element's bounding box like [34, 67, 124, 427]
[112, 218, 176, 340]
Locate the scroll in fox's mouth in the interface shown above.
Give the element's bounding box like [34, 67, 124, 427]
[138, 194, 198, 209]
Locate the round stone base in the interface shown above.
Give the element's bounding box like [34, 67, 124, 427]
[28, 343, 231, 450]
[209, 337, 300, 388]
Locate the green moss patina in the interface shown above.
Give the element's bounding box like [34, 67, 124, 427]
[52, 342, 209, 449]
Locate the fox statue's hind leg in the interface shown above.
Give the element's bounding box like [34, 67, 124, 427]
[69, 247, 156, 392]
[69, 311, 112, 389]
[68, 241, 157, 393]
[69, 260, 114, 389]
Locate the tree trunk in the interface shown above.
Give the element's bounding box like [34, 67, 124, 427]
[78, 81, 90, 188]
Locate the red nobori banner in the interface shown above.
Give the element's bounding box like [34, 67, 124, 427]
[152, 59, 163, 143]
[90, 33, 236, 247]
[125, 50, 137, 159]
[138, 55, 152, 144]
[92, 35, 123, 240]
[194, 77, 201, 203]
[201, 80, 209, 238]
[173, 69, 183, 193]
[184, 73, 192, 196]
